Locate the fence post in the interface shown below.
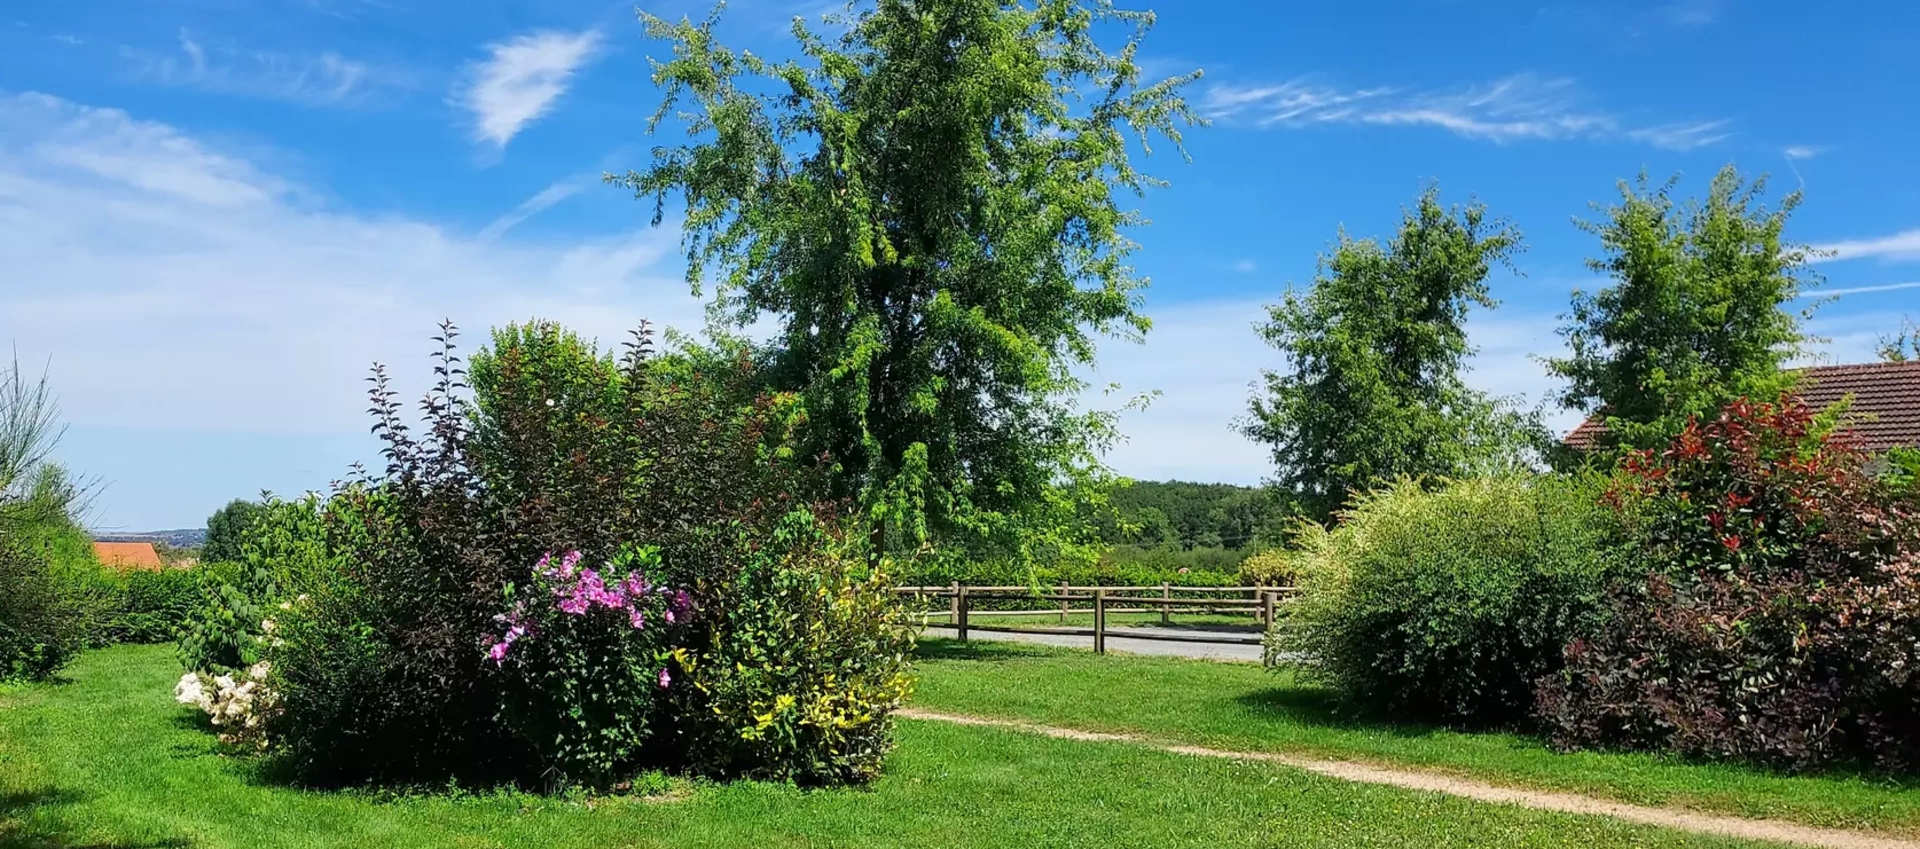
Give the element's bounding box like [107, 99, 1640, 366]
[1093, 587, 1107, 654]
[1160, 583, 1171, 626]
[948, 581, 961, 628]
[1059, 580, 1069, 623]
[956, 585, 970, 643]
[1261, 588, 1276, 630]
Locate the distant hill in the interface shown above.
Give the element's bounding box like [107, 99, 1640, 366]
[92, 528, 207, 549]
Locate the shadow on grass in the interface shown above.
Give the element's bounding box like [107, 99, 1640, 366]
[1228, 683, 1452, 740]
[0, 788, 193, 849]
[912, 638, 1062, 663]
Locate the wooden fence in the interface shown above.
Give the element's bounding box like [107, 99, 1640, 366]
[894, 584, 1295, 654]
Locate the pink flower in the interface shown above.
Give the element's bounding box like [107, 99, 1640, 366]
[629, 607, 646, 629]
[557, 595, 589, 616]
[664, 608, 676, 625]
[657, 668, 672, 689]
[621, 574, 650, 598]
[559, 550, 583, 578]
[488, 641, 511, 664]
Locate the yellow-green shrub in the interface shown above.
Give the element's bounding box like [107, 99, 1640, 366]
[1271, 474, 1621, 726]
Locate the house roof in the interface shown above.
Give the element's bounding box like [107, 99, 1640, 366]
[1563, 361, 1920, 453]
[94, 541, 164, 572]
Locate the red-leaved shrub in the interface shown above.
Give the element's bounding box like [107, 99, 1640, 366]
[1537, 396, 1920, 771]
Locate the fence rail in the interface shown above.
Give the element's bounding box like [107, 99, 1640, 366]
[894, 582, 1293, 654]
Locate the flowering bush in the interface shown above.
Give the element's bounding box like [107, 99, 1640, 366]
[1538, 396, 1920, 771]
[255, 321, 911, 790]
[489, 547, 692, 786]
[175, 661, 279, 748]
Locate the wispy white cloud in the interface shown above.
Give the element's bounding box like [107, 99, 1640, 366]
[121, 30, 400, 106]
[1233, 260, 1258, 273]
[0, 91, 700, 443]
[1784, 144, 1823, 160]
[1202, 73, 1728, 150]
[1625, 120, 1732, 151]
[479, 179, 589, 240]
[1811, 229, 1920, 264]
[458, 29, 602, 148]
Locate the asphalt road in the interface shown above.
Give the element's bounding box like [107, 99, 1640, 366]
[920, 624, 1265, 662]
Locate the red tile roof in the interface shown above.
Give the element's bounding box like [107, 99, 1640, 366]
[94, 541, 164, 572]
[1563, 361, 1920, 452]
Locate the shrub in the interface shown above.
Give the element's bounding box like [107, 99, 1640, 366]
[262, 321, 912, 790]
[1238, 548, 1296, 587]
[107, 567, 203, 644]
[177, 496, 333, 672]
[0, 469, 110, 680]
[670, 512, 913, 783]
[1271, 474, 1622, 726]
[1537, 396, 1920, 772]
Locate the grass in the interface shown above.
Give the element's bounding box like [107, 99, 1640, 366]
[909, 638, 1920, 836]
[913, 610, 1259, 629]
[0, 645, 1769, 849]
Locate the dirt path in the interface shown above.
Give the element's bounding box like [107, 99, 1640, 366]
[898, 708, 1920, 849]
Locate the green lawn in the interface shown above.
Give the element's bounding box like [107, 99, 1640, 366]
[914, 609, 1260, 629]
[0, 645, 1764, 849]
[909, 638, 1920, 836]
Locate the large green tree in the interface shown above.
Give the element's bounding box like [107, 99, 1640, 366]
[1240, 189, 1541, 522]
[203, 498, 265, 564]
[1545, 166, 1819, 453]
[618, 1, 1200, 558]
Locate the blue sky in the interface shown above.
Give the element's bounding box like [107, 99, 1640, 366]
[3, 0, 1918, 531]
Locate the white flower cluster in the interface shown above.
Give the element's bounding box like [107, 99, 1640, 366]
[174, 661, 279, 748]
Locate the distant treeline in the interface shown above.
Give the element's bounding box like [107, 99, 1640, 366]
[1093, 480, 1291, 551]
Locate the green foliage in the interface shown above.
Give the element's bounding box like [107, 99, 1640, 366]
[618, 0, 1201, 559]
[1237, 548, 1296, 587]
[203, 498, 266, 564]
[1880, 316, 1919, 362]
[900, 549, 1238, 590]
[266, 320, 910, 790]
[1092, 480, 1290, 549]
[674, 511, 914, 784]
[1545, 166, 1818, 454]
[1272, 475, 1622, 726]
[1242, 188, 1544, 521]
[1888, 447, 1920, 497]
[105, 568, 203, 644]
[0, 357, 104, 681]
[1539, 396, 1920, 772]
[176, 495, 332, 672]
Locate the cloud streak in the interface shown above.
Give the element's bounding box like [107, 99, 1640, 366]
[458, 29, 602, 148]
[122, 30, 399, 106]
[1811, 229, 1920, 264]
[1201, 73, 1728, 150]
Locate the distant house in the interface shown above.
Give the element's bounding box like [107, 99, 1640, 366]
[94, 541, 165, 572]
[1564, 361, 1920, 453]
